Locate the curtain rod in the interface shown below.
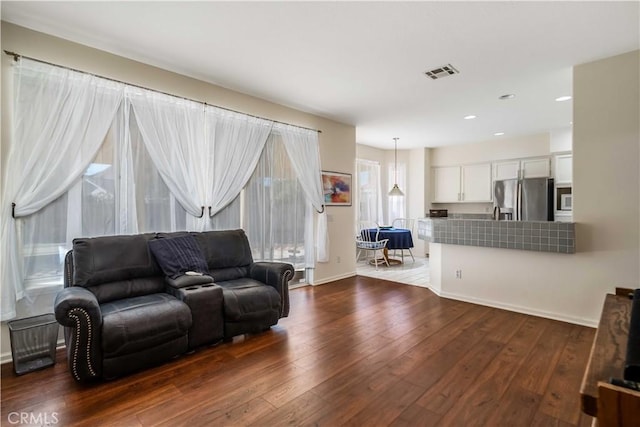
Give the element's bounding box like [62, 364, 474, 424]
[3, 50, 322, 134]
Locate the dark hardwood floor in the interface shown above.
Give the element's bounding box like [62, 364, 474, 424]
[1, 276, 596, 426]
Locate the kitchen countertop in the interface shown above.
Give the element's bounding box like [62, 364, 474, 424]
[417, 217, 575, 254]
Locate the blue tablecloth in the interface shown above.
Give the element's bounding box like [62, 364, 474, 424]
[364, 228, 413, 250]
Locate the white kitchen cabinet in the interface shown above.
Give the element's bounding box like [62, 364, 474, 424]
[521, 157, 551, 178]
[432, 163, 492, 203]
[433, 166, 461, 202]
[493, 157, 550, 180]
[461, 163, 492, 202]
[555, 212, 573, 222]
[554, 154, 573, 184]
[493, 161, 520, 180]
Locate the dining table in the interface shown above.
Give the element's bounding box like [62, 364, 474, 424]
[363, 227, 414, 265]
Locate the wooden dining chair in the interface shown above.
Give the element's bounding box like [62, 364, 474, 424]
[391, 218, 415, 263]
[356, 222, 389, 270]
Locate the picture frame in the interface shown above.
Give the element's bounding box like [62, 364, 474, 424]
[322, 171, 352, 206]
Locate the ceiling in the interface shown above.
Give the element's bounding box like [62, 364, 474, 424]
[2, 1, 638, 149]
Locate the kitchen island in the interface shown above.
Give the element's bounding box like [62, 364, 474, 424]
[417, 217, 575, 254]
[416, 217, 595, 327]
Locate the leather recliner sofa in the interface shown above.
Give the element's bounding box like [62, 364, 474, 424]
[54, 229, 293, 382]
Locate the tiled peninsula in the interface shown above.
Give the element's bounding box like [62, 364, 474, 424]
[417, 217, 575, 254]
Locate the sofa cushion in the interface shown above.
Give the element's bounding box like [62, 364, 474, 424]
[72, 234, 161, 287]
[217, 278, 281, 322]
[101, 294, 191, 358]
[192, 230, 254, 271]
[148, 235, 209, 279]
[88, 277, 166, 304]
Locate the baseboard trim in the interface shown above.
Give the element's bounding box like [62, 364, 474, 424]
[1, 339, 66, 365]
[312, 271, 357, 286]
[431, 288, 598, 328]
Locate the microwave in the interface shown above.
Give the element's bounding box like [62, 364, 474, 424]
[560, 194, 572, 211]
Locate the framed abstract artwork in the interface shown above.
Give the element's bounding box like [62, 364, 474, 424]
[322, 171, 352, 206]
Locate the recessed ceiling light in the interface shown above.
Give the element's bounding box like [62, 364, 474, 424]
[464, 115, 477, 120]
[555, 96, 572, 102]
[494, 132, 505, 136]
[499, 94, 515, 100]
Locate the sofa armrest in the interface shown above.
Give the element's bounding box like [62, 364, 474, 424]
[249, 262, 294, 317]
[54, 287, 102, 381]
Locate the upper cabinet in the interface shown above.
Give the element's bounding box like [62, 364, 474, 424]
[493, 157, 551, 180]
[462, 163, 493, 202]
[521, 158, 551, 178]
[433, 166, 461, 203]
[493, 161, 520, 180]
[432, 163, 492, 203]
[554, 154, 573, 185]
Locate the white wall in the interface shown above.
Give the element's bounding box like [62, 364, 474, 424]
[550, 127, 572, 153]
[430, 133, 550, 166]
[407, 148, 426, 255]
[430, 50, 640, 327]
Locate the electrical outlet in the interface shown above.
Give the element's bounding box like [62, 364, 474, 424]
[455, 269, 462, 279]
[336, 256, 341, 264]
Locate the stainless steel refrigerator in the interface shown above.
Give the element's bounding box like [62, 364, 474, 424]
[493, 178, 554, 221]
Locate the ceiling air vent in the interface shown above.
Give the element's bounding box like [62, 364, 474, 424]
[424, 64, 459, 80]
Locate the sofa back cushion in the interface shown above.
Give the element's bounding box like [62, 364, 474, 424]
[193, 229, 254, 271]
[72, 234, 164, 302]
[157, 230, 254, 281]
[148, 235, 209, 279]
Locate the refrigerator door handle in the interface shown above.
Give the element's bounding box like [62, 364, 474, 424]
[516, 181, 522, 221]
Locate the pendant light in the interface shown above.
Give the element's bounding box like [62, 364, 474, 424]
[389, 137, 404, 196]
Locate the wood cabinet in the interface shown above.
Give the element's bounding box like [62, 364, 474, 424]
[432, 163, 492, 203]
[493, 157, 551, 180]
[580, 289, 640, 425]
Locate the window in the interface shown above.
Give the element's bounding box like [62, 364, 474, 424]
[6, 59, 322, 319]
[388, 162, 406, 223]
[243, 133, 307, 269]
[21, 108, 308, 288]
[22, 105, 189, 288]
[356, 159, 383, 227]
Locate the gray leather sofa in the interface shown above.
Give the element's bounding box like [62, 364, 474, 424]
[54, 229, 293, 382]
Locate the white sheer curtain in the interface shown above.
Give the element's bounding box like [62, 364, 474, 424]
[206, 106, 272, 218]
[356, 159, 384, 227]
[275, 124, 328, 264]
[129, 89, 210, 231]
[1, 58, 124, 320]
[243, 134, 307, 268]
[129, 107, 188, 233]
[2, 58, 326, 320]
[209, 196, 241, 230]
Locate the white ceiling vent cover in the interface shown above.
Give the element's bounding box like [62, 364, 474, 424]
[424, 64, 459, 80]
